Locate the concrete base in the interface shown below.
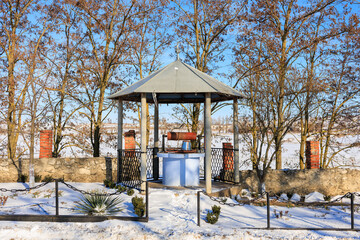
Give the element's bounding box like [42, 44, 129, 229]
[158, 153, 204, 187]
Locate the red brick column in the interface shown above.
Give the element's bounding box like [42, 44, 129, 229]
[306, 141, 320, 169]
[223, 142, 234, 171]
[124, 130, 136, 150]
[39, 130, 53, 158]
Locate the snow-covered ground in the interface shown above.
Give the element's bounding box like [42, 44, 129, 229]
[0, 182, 359, 240]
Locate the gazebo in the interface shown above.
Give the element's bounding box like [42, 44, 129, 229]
[108, 57, 245, 194]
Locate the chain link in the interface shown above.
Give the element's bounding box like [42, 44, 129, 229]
[0, 180, 52, 193]
[59, 180, 128, 197]
[202, 191, 266, 207]
[267, 191, 356, 205]
[202, 191, 359, 207]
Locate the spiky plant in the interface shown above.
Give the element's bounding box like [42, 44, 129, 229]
[73, 193, 123, 216]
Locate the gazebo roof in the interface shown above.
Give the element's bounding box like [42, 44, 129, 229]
[108, 59, 245, 103]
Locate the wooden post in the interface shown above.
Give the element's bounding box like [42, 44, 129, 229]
[205, 93, 212, 194]
[153, 104, 159, 180]
[117, 99, 123, 183]
[141, 93, 147, 192]
[233, 98, 239, 183]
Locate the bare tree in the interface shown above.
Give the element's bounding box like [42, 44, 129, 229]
[172, 0, 246, 147]
[0, 0, 56, 179]
[71, 0, 151, 157]
[44, 2, 86, 157]
[239, 0, 353, 169]
[316, 36, 360, 168]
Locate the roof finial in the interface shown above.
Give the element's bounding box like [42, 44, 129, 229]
[176, 43, 180, 61]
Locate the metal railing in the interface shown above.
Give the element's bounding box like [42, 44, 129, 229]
[197, 191, 360, 231]
[0, 178, 149, 222]
[118, 147, 237, 185]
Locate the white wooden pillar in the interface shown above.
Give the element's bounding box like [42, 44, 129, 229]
[153, 103, 159, 180]
[204, 93, 212, 194]
[141, 93, 147, 191]
[233, 98, 240, 183]
[117, 99, 123, 183]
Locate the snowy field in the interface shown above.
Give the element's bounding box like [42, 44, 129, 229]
[0, 182, 359, 240]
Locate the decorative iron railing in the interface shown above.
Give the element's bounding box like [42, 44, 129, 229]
[118, 147, 237, 186]
[210, 148, 236, 182]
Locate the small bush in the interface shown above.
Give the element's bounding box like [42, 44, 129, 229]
[206, 205, 221, 224]
[286, 192, 293, 200]
[35, 174, 42, 182]
[103, 179, 111, 187]
[127, 189, 134, 196]
[323, 195, 331, 202]
[117, 185, 127, 192]
[103, 179, 116, 189]
[42, 175, 53, 182]
[132, 196, 145, 217]
[212, 205, 221, 217]
[17, 174, 28, 183]
[251, 192, 259, 198]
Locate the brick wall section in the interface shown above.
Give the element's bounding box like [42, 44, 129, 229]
[39, 130, 53, 158]
[306, 141, 320, 169]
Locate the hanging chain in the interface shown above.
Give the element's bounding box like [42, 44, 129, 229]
[59, 180, 128, 197]
[202, 191, 266, 207]
[202, 191, 358, 207]
[0, 180, 52, 193]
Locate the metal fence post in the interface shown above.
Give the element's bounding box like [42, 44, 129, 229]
[351, 193, 354, 230]
[145, 181, 149, 221]
[197, 191, 201, 227]
[55, 179, 59, 216]
[267, 192, 270, 229]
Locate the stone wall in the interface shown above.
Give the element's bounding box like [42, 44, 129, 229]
[239, 169, 360, 196]
[1, 158, 359, 196]
[0, 157, 117, 182]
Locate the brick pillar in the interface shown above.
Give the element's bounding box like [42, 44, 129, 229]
[223, 143, 234, 171]
[124, 130, 136, 150]
[123, 130, 138, 181]
[306, 141, 320, 169]
[39, 130, 53, 158]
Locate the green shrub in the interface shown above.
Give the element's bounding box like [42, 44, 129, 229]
[251, 192, 259, 198]
[42, 175, 53, 182]
[206, 205, 221, 224]
[127, 189, 134, 196]
[132, 196, 145, 217]
[103, 179, 116, 188]
[323, 195, 331, 202]
[117, 185, 127, 192]
[103, 179, 111, 187]
[74, 193, 123, 216]
[212, 205, 221, 217]
[286, 192, 293, 200]
[35, 174, 42, 182]
[17, 174, 28, 183]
